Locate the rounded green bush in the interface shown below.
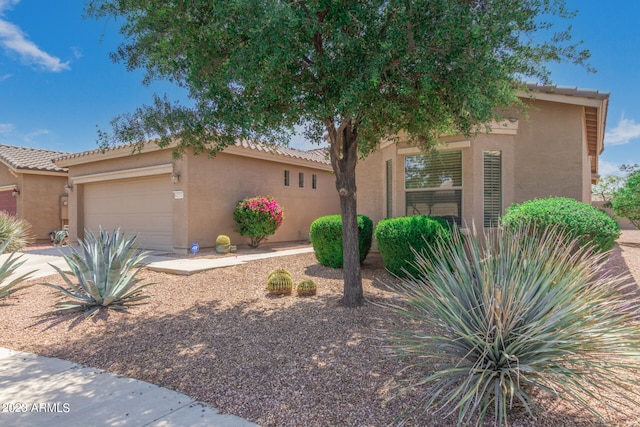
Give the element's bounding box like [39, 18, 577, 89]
[309, 214, 373, 268]
[501, 197, 620, 252]
[375, 216, 453, 277]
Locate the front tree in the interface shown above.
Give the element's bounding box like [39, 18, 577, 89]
[87, 0, 588, 307]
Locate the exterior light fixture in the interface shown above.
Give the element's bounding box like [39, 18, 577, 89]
[171, 172, 181, 184]
[11, 186, 20, 197]
[64, 182, 73, 193]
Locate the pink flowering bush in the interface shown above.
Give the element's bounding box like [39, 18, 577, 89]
[233, 196, 284, 248]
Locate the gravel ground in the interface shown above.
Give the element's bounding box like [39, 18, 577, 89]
[2, 237, 640, 426]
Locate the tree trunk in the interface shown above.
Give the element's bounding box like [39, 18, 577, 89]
[327, 118, 364, 307]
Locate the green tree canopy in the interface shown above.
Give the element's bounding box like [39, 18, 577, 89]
[86, 0, 589, 307]
[611, 170, 640, 229]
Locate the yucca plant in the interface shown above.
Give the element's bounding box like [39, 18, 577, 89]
[0, 212, 33, 253]
[44, 228, 153, 318]
[0, 239, 34, 300]
[384, 224, 640, 426]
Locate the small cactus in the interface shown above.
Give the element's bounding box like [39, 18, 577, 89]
[216, 235, 231, 245]
[266, 269, 293, 295]
[296, 280, 317, 296]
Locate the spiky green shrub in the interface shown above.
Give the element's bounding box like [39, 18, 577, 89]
[384, 224, 640, 426]
[375, 215, 453, 277]
[309, 214, 372, 268]
[296, 279, 317, 296]
[501, 197, 620, 252]
[0, 239, 34, 300]
[44, 229, 153, 318]
[0, 212, 33, 253]
[266, 269, 293, 295]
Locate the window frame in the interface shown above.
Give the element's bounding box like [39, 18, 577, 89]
[404, 150, 463, 225]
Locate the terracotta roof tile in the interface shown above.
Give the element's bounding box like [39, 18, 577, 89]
[0, 144, 69, 173]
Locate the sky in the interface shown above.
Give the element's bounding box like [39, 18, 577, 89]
[0, 1, 639, 177]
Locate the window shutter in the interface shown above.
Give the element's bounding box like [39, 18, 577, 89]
[483, 151, 502, 227]
[386, 160, 392, 218]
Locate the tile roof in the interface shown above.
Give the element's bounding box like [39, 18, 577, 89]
[234, 140, 330, 164]
[526, 83, 610, 100]
[55, 139, 331, 166]
[0, 144, 69, 173]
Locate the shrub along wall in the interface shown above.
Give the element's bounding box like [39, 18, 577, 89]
[500, 197, 620, 252]
[375, 215, 453, 278]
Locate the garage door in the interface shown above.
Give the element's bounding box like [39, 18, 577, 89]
[0, 191, 16, 216]
[83, 175, 173, 251]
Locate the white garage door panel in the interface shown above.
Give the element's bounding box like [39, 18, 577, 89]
[84, 175, 173, 251]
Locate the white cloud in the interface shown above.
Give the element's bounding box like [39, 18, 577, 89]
[0, 123, 14, 134]
[598, 160, 623, 177]
[0, 0, 19, 13]
[23, 128, 49, 143]
[0, 73, 10, 81]
[605, 117, 640, 146]
[0, 0, 70, 72]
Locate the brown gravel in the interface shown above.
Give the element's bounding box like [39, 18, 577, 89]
[3, 240, 640, 426]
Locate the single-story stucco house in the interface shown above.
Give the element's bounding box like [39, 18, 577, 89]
[0, 144, 70, 241]
[54, 141, 341, 252]
[356, 84, 609, 229]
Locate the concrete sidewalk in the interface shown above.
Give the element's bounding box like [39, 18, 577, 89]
[11, 245, 315, 278]
[0, 244, 315, 426]
[0, 347, 258, 427]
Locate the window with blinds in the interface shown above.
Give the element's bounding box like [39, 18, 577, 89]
[386, 160, 392, 218]
[405, 150, 462, 225]
[483, 151, 502, 227]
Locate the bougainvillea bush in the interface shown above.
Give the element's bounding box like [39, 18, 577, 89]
[234, 196, 284, 248]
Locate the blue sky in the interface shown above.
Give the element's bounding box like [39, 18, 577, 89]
[0, 0, 638, 177]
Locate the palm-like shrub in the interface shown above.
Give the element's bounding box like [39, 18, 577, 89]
[0, 212, 33, 253]
[45, 229, 153, 318]
[384, 224, 640, 426]
[0, 239, 34, 300]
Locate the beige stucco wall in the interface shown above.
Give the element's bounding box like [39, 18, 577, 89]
[0, 165, 67, 241]
[20, 173, 68, 240]
[357, 98, 591, 230]
[512, 100, 587, 204]
[64, 146, 340, 252]
[179, 150, 340, 251]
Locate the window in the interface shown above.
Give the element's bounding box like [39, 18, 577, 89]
[483, 151, 502, 227]
[299, 172, 304, 188]
[312, 174, 317, 189]
[386, 159, 393, 218]
[405, 150, 462, 225]
[284, 170, 290, 186]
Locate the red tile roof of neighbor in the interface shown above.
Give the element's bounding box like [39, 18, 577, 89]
[0, 144, 69, 173]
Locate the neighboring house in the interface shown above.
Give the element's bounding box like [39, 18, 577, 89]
[0, 145, 69, 241]
[356, 84, 609, 229]
[54, 141, 340, 252]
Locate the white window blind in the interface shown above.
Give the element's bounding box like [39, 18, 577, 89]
[405, 151, 462, 225]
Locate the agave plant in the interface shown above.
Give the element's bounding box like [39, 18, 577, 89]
[384, 224, 640, 426]
[0, 212, 33, 253]
[45, 228, 153, 318]
[0, 239, 34, 300]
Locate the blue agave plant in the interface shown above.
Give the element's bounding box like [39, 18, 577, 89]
[45, 228, 153, 318]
